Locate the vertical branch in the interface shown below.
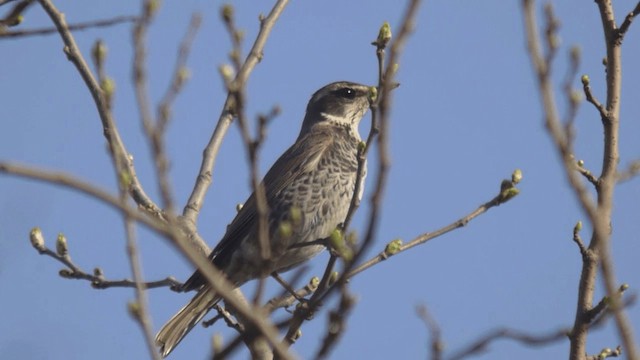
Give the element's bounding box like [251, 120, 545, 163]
[123, 215, 160, 360]
[593, 1, 639, 358]
[522, 1, 639, 358]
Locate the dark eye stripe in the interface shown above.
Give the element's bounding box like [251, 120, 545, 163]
[333, 87, 356, 99]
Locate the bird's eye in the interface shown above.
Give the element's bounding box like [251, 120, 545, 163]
[333, 87, 356, 99]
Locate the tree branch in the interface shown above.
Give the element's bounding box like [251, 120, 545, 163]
[37, 0, 163, 218]
[182, 0, 289, 224]
[0, 15, 137, 38]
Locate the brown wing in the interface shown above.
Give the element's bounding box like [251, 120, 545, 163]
[181, 128, 334, 291]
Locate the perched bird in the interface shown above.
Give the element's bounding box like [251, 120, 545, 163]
[156, 81, 372, 357]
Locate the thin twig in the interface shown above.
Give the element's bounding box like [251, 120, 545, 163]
[0, 15, 137, 38]
[446, 292, 636, 360]
[348, 174, 520, 279]
[416, 304, 444, 360]
[133, 0, 177, 213]
[220, 4, 272, 292]
[182, 0, 289, 224]
[447, 327, 571, 360]
[522, 1, 639, 358]
[616, 159, 640, 183]
[37, 0, 163, 218]
[28, 229, 180, 290]
[616, 1, 640, 42]
[123, 215, 160, 360]
[582, 76, 608, 122]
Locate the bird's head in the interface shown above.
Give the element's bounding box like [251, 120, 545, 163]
[300, 81, 373, 136]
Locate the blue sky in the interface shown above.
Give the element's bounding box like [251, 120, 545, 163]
[1, 1, 639, 359]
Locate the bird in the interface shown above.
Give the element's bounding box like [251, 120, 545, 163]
[155, 81, 373, 357]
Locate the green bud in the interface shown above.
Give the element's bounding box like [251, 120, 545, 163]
[218, 64, 234, 84]
[29, 227, 45, 252]
[599, 348, 612, 357]
[9, 15, 24, 26]
[570, 90, 582, 105]
[574, 220, 583, 232]
[358, 141, 367, 153]
[329, 228, 353, 260]
[100, 77, 116, 97]
[292, 329, 302, 341]
[93, 267, 104, 277]
[177, 67, 191, 85]
[56, 233, 68, 257]
[376, 21, 392, 47]
[391, 63, 400, 75]
[309, 276, 320, 289]
[499, 180, 520, 202]
[328, 271, 339, 286]
[278, 221, 292, 239]
[577, 159, 584, 167]
[384, 239, 403, 256]
[127, 301, 141, 319]
[119, 170, 132, 188]
[146, 0, 161, 17]
[236, 203, 243, 212]
[329, 228, 343, 249]
[92, 40, 108, 65]
[511, 169, 523, 184]
[619, 283, 629, 292]
[581, 74, 590, 86]
[221, 4, 234, 23]
[368, 86, 378, 103]
[212, 333, 223, 354]
[59, 268, 73, 278]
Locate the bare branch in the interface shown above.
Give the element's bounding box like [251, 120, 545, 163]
[0, 15, 137, 38]
[28, 228, 181, 290]
[220, 4, 273, 295]
[581, 75, 608, 122]
[446, 291, 636, 360]
[132, 0, 178, 213]
[576, 160, 599, 186]
[183, 0, 290, 224]
[523, 0, 639, 358]
[348, 173, 521, 278]
[616, 1, 640, 42]
[36, 0, 163, 218]
[123, 217, 161, 360]
[0, 0, 33, 28]
[447, 327, 571, 360]
[617, 159, 640, 183]
[416, 304, 444, 360]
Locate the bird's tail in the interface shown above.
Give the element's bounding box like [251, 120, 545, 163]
[156, 288, 218, 357]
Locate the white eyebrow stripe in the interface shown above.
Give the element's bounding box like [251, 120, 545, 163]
[320, 112, 348, 123]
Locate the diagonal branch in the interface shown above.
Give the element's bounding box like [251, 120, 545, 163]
[182, 0, 290, 224]
[36, 0, 163, 218]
